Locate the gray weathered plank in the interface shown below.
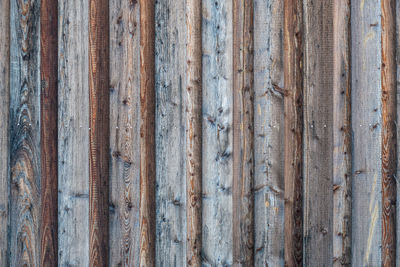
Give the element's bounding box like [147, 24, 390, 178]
[109, 0, 141, 266]
[303, 0, 334, 265]
[58, 0, 90, 265]
[9, 0, 41, 265]
[155, 0, 187, 265]
[202, 0, 233, 265]
[253, 0, 285, 265]
[351, 0, 382, 265]
[396, 0, 400, 262]
[0, 0, 10, 265]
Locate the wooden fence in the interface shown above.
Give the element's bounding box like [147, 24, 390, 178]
[0, 0, 399, 266]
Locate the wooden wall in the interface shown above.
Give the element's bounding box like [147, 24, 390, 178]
[0, 0, 400, 266]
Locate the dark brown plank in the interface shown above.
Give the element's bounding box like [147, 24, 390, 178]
[40, 0, 58, 265]
[283, 0, 303, 265]
[88, 0, 110, 265]
[139, 0, 156, 265]
[381, 0, 397, 265]
[232, 0, 254, 265]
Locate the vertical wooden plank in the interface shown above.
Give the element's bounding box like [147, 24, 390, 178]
[154, 0, 187, 265]
[396, 0, 400, 262]
[186, 0, 202, 265]
[381, 0, 397, 265]
[0, 0, 10, 265]
[254, 0, 285, 265]
[283, 0, 303, 265]
[40, 0, 58, 264]
[9, 0, 41, 265]
[232, 0, 254, 265]
[89, 0, 110, 265]
[333, 0, 352, 265]
[202, 0, 233, 265]
[58, 0, 90, 265]
[351, 0, 382, 265]
[140, 0, 156, 265]
[109, 0, 140, 266]
[303, 0, 334, 265]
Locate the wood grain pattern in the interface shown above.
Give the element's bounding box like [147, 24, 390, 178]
[202, 0, 233, 265]
[253, 0, 285, 265]
[351, 0, 382, 264]
[9, 0, 41, 265]
[89, 0, 110, 265]
[0, 0, 10, 265]
[303, 0, 334, 265]
[283, 0, 303, 265]
[40, 0, 58, 265]
[58, 0, 90, 265]
[381, 0, 397, 265]
[232, 0, 254, 265]
[140, 0, 156, 265]
[109, 0, 140, 266]
[186, 0, 202, 265]
[333, 0, 352, 265]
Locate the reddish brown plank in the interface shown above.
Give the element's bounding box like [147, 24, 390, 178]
[88, 0, 110, 265]
[139, 0, 156, 266]
[186, 0, 202, 265]
[283, 0, 303, 265]
[40, 0, 58, 265]
[381, 0, 397, 265]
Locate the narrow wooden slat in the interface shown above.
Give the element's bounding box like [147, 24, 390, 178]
[253, 0, 285, 265]
[109, 0, 141, 266]
[303, 0, 334, 265]
[381, 0, 397, 264]
[283, 0, 303, 265]
[232, 0, 254, 265]
[351, 0, 382, 264]
[139, 0, 156, 265]
[333, 0, 352, 265]
[9, 0, 41, 265]
[58, 0, 90, 264]
[186, 0, 202, 265]
[89, 0, 110, 265]
[40, 0, 58, 264]
[202, 0, 233, 265]
[0, 0, 10, 265]
[396, 0, 400, 261]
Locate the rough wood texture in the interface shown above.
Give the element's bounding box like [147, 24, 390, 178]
[202, 0, 233, 265]
[9, 0, 41, 265]
[381, 0, 397, 265]
[303, 0, 334, 265]
[186, 0, 202, 265]
[232, 0, 254, 265]
[109, 0, 140, 266]
[396, 0, 400, 261]
[88, 0, 110, 265]
[253, 0, 285, 265]
[333, 0, 352, 265]
[0, 0, 10, 265]
[140, 0, 156, 265]
[283, 0, 303, 265]
[40, 0, 58, 265]
[351, 0, 382, 265]
[58, 0, 90, 265]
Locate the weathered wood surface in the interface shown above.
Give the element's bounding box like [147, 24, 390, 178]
[303, 0, 334, 265]
[88, 0, 110, 265]
[202, 0, 233, 265]
[396, 0, 400, 262]
[232, 0, 254, 265]
[154, 0, 186, 266]
[40, 0, 58, 264]
[58, 0, 90, 265]
[283, 0, 303, 265]
[109, 0, 141, 266]
[333, 0, 352, 265]
[351, 0, 382, 265]
[0, 0, 10, 265]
